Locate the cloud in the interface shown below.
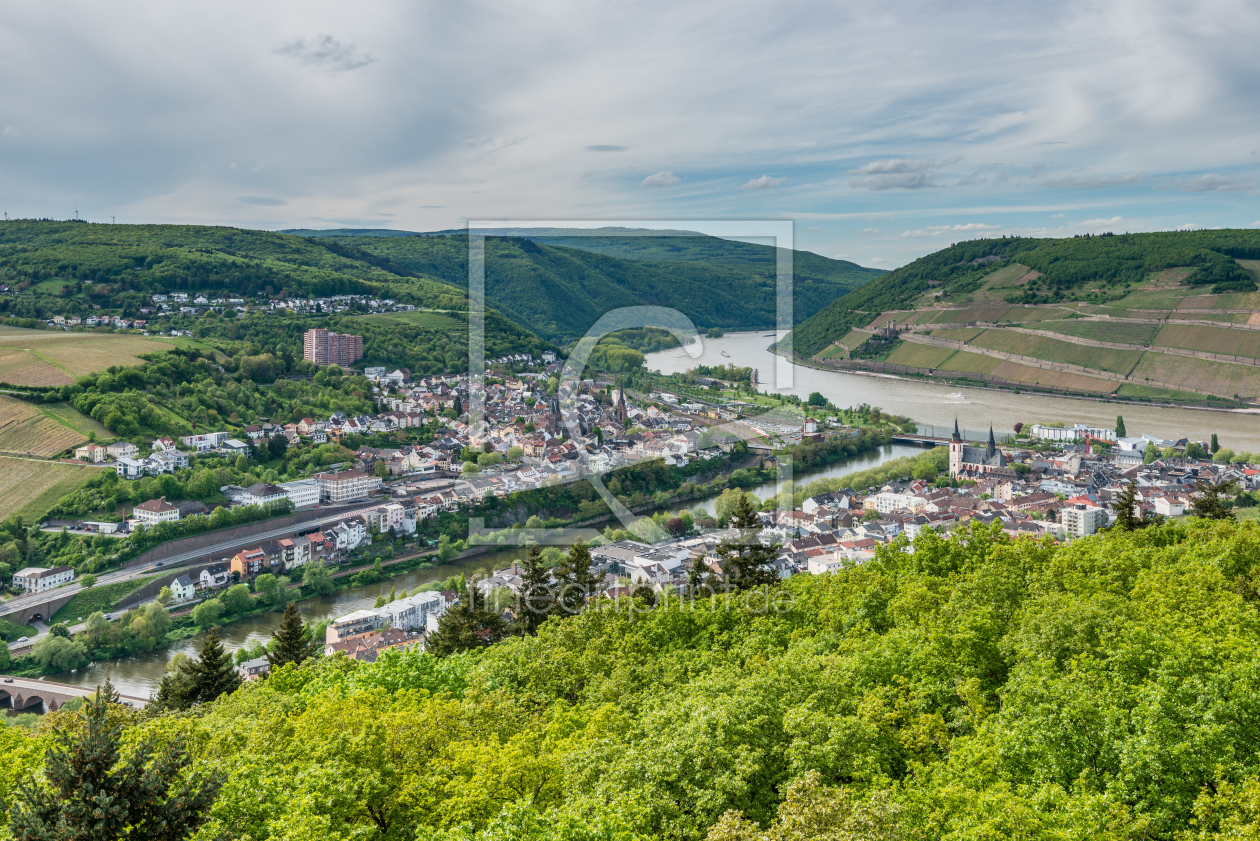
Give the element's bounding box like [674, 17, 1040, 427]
[1043, 172, 1145, 189]
[1176, 173, 1253, 192]
[1051, 212, 1065, 218]
[238, 196, 287, 206]
[1176, 222, 1201, 231]
[741, 175, 786, 190]
[858, 227, 882, 235]
[641, 171, 680, 187]
[900, 222, 1001, 238]
[277, 34, 375, 73]
[585, 144, 626, 152]
[1, 126, 15, 137]
[804, 225, 820, 231]
[847, 158, 941, 191]
[1080, 216, 1124, 228]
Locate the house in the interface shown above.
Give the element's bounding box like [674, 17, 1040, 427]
[152, 437, 179, 452]
[11, 566, 74, 593]
[221, 439, 250, 455]
[237, 657, 271, 680]
[74, 443, 110, 463]
[241, 482, 287, 507]
[1061, 502, 1107, 538]
[314, 469, 381, 503]
[131, 497, 181, 525]
[276, 535, 312, 569]
[328, 517, 367, 551]
[278, 478, 321, 509]
[230, 547, 269, 578]
[180, 431, 229, 451]
[106, 440, 138, 460]
[199, 563, 231, 589]
[326, 608, 388, 642]
[324, 628, 421, 662]
[170, 574, 197, 601]
[115, 457, 146, 479]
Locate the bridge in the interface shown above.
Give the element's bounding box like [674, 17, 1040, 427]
[0, 676, 149, 711]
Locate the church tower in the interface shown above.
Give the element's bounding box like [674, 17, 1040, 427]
[948, 417, 964, 479]
[614, 381, 628, 425]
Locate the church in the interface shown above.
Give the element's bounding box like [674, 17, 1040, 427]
[948, 420, 1006, 479]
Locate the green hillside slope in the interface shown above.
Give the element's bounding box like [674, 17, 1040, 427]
[790, 230, 1260, 405]
[288, 230, 883, 342]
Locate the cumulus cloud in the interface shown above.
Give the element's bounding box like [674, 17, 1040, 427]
[1080, 216, 1125, 228]
[1176, 222, 1201, 230]
[1176, 173, 1252, 192]
[238, 196, 287, 206]
[277, 34, 375, 73]
[741, 175, 786, 190]
[641, 171, 680, 187]
[900, 222, 1001, 238]
[858, 227, 882, 235]
[1051, 212, 1065, 218]
[585, 144, 626, 152]
[847, 158, 942, 191]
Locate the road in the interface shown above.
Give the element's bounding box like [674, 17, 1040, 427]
[0, 500, 388, 623]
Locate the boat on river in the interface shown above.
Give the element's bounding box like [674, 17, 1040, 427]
[946, 391, 965, 400]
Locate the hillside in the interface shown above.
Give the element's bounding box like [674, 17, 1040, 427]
[285, 229, 883, 342]
[7, 519, 1260, 838]
[789, 230, 1260, 405]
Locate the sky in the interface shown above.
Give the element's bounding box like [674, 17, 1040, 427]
[2, 0, 1260, 268]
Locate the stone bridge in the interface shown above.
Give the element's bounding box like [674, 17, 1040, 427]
[0, 676, 149, 711]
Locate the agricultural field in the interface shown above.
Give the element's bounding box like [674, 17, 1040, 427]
[39, 401, 113, 439]
[969, 329, 1144, 376]
[930, 327, 986, 342]
[1039, 319, 1162, 346]
[838, 329, 870, 350]
[0, 455, 99, 521]
[353, 310, 466, 331]
[989, 361, 1117, 394]
[884, 343, 956, 369]
[0, 395, 88, 457]
[936, 350, 1002, 376]
[929, 306, 1012, 325]
[0, 328, 177, 386]
[996, 305, 1074, 323]
[1153, 323, 1260, 358]
[1180, 291, 1260, 310]
[1114, 383, 1210, 402]
[1131, 353, 1260, 399]
[816, 344, 847, 360]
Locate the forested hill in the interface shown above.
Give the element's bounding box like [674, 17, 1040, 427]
[283, 229, 884, 342]
[790, 229, 1260, 358]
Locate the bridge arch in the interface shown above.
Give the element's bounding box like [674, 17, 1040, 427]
[0, 688, 62, 712]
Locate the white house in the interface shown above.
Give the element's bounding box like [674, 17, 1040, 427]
[278, 478, 321, 509]
[241, 482, 287, 507]
[180, 431, 229, 451]
[12, 566, 74, 593]
[106, 440, 138, 460]
[199, 563, 231, 589]
[170, 574, 197, 601]
[131, 497, 181, 525]
[115, 457, 146, 479]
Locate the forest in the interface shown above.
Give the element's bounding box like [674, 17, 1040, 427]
[5, 516, 1260, 839]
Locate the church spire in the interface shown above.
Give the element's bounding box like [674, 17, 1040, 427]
[952, 417, 961, 442]
[986, 424, 996, 456]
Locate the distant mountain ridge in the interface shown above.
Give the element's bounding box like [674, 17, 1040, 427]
[283, 228, 884, 342]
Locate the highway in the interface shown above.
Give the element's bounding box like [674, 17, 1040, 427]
[0, 499, 387, 622]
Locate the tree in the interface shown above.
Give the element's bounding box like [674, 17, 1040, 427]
[714, 488, 755, 527]
[219, 583, 252, 615]
[516, 545, 556, 635]
[665, 517, 687, 537]
[1191, 476, 1239, 520]
[452, 393, 462, 416]
[8, 681, 224, 841]
[143, 601, 171, 640]
[553, 539, 597, 616]
[154, 628, 240, 711]
[253, 573, 280, 604]
[1211, 432, 1220, 454]
[267, 434, 287, 459]
[1115, 415, 1126, 438]
[79, 573, 97, 589]
[1144, 441, 1159, 464]
[190, 598, 223, 629]
[49, 623, 70, 639]
[268, 602, 314, 669]
[157, 586, 174, 605]
[427, 581, 505, 656]
[462, 461, 480, 476]
[1185, 441, 1208, 459]
[714, 493, 779, 591]
[302, 561, 335, 596]
[1111, 479, 1144, 531]
[31, 635, 88, 671]
[234, 453, 248, 472]
[374, 459, 391, 479]
[631, 581, 658, 606]
[806, 392, 827, 408]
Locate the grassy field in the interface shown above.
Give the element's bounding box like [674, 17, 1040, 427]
[1153, 323, 1260, 358]
[930, 306, 1012, 325]
[1039, 320, 1162, 346]
[884, 343, 957, 369]
[1131, 352, 1260, 399]
[967, 264, 1035, 303]
[1180, 291, 1260, 310]
[39, 401, 112, 439]
[51, 576, 160, 624]
[0, 328, 178, 386]
[969, 329, 1144, 375]
[817, 344, 847, 360]
[353, 311, 466, 331]
[0, 455, 100, 521]
[0, 395, 88, 457]
[838, 329, 870, 350]
[936, 350, 1002, 375]
[996, 305, 1075, 323]
[930, 327, 986, 342]
[989, 361, 1118, 393]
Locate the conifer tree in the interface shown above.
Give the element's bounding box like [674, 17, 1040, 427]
[155, 628, 241, 711]
[428, 579, 506, 656]
[9, 680, 223, 840]
[687, 557, 710, 598]
[715, 493, 779, 591]
[1111, 479, 1143, 531]
[1191, 476, 1238, 520]
[268, 601, 314, 669]
[1115, 415, 1126, 438]
[553, 539, 596, 615]
[516, 544, 556, 635]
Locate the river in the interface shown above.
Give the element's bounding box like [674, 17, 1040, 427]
[41, 438, 921, 698]
[647, 332, 1260, 453]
